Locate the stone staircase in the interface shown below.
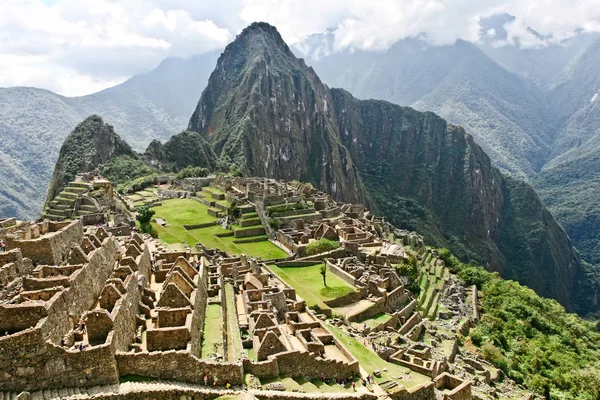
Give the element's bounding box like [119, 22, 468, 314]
[1, 380, 378, 399]
[42, 182, 96, 221]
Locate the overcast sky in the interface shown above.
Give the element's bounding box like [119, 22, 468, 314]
[1, 0, 599, 96]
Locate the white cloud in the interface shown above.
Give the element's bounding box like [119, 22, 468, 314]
[1, 0, 600, 95]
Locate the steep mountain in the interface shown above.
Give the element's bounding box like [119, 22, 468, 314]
[303, 37, 550, 179]
[0, 51, 218, 220]
[189, 23, 367, 205]
[45, 115, 137, 204]
[188, 22, 595, 313]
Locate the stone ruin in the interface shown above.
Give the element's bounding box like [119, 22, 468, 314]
[0, 175, 535, 399]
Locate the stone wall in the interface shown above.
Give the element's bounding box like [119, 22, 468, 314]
[0, 249, 33, 286]
[233, 227, 266, 238]
[5, 220, 84, 265]
[111, 274, 141, 352]
[388, 383, 435, 400]
[245, 350, 359, 380]
[81, 213, 107, 226]
[42, 236, 119, 343]
[323, 289, 365, 308]
[146, 326, 191, 351]
[0, 324, 119, 391]
[191, 264, 208, 357]
[116, 351, 243, 385]
[326, 260, 359, 287]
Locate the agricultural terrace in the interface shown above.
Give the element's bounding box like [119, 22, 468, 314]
[149, 198, 287, 260]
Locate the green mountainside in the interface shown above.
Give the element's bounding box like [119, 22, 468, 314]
[187, 22, 596, 314]
[144, 130, 217, 172]
[45, 115, 137, 204]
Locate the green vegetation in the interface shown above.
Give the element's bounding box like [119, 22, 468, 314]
[438, 251, 600, 399]
[201, 304, 223, 359]
[224, 283, 242, 361]
[150, 198, 287, 259]
[176, 165, 210, 179]
[327, 324, 430, 389]
[45, 115, 137, 206]
[306, 239, 341, 256]
[100, 155, 157, 184]
[267, 200, 308, 216]
[394, 255, 421, 295]
[268, 264, 355, 310]
[358, 313, 393, 329]
[135, 204, 157, 236]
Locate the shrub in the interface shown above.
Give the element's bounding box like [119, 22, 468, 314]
[268, 217, 284, 230]
[176, 165, 210, 179]
[306, 238, 340, 256]
[117, 174, 157, 195]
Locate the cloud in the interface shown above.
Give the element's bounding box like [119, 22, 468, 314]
[1, 0, 599, 95]
[0, 0, 231, 95]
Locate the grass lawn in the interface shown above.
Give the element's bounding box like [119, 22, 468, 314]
[359, 313, 393, 329]
[201, 304, 223, 359]
[268, 264, 356, 309]
[258, 375, 360, 393]
[150, 198, 288, 259]
[327, 325, 430, 389]
[224, 283, 242, 361]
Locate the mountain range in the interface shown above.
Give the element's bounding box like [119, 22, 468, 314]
[0, 50, 218, 219]
[43, 23, 598, 316]
[3, 20, 599, 272]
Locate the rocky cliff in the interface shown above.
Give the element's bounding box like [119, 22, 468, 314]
[188, 22, 597, 313]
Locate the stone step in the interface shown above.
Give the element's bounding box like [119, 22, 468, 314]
[45, 213, 65, 222]
[64, 186, 88, 194]
[55, 196, 76, 206]
[77, 210, 96, 215]
[52, 203, 72, 211]
[59, 191, 79, 200]
[69, 182, 92, 189]
[48, 208, 71, 218]
[79, 205, 98, 212]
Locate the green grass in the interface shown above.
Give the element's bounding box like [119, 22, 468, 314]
[224, 283, 243, 361]
[360, 313, 393, 329]
[327, 325, 430, 389]
[201, 304, 223, 359]
[268, 264, 356, 309]
[150, 198, 287, 259]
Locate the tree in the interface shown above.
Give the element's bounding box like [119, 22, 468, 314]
[135, 205, 155, 225]
[320, 265, 327, 287]
[135, 205, 157, 236]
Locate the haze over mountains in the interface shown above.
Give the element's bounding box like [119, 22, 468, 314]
[1, 19, 600, 271]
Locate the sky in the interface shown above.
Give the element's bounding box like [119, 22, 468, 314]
[1, 0, 599, 96]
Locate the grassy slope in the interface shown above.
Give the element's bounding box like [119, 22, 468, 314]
[327, 325, 430, 389]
